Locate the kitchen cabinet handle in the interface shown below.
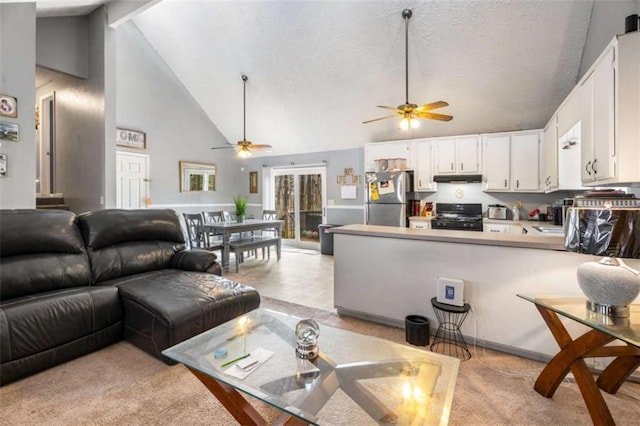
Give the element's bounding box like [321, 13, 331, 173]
[516, 179, 520, 188]
[504, 179, 507, 188]
[585, 161, 592, 175]
[592, 158, 598, 174]
[460, 163, 464, 171]
[419, 179, 422, 187]
[450, 162, 454, 171]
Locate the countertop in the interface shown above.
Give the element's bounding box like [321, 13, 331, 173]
[331, 224, 566, 251]
[409, 216, 564, 236]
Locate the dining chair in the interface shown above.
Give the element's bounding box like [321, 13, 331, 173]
[259, 209, 279, 258]
[202, 211, 225, 243]
[183, 213, 222, 252]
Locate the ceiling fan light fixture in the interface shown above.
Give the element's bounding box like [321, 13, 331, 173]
[399, 115, 420, 130]
[238, 146, 252, 158]
[363, 9, 453, 127]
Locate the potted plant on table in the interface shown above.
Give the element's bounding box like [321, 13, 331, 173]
[234, 196, 248, 223]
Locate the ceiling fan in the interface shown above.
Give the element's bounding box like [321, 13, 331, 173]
[211, 74, 272, 158]
[363, 9, 452, 129]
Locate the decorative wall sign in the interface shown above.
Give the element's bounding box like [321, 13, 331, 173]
[249, 171, 258, 193]
[336, 167, 362, 185]
[0, 154, 7, 177]
[0, 94, 17, 118]
[116, 128, 146, 149]
[0, 122, 19, 142]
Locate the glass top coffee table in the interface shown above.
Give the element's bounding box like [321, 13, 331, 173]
[163, 309, 460, 425]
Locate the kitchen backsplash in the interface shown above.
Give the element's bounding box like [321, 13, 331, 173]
[414, 183, 634, 218]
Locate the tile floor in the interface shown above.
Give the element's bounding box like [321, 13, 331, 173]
[223, 246, 335, 312]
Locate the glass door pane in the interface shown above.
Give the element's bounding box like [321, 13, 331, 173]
[274, 174, 295, 242]
[270, 167, 326, 249]
[299, 173, 322, 244]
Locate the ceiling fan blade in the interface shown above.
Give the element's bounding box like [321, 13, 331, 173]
[376, 105, 403, 113]
[250, 144, 273, 150]
[362, 115, 397, 124]
[415, 111, 454, 121]
[415, 101, 449, 112]
[211, 145, 235, 150]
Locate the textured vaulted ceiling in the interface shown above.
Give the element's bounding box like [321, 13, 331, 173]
[131, 1, 594, 156]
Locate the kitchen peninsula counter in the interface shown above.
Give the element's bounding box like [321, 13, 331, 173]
[332, 224, 639, 360]
[332, 224, 565, 251]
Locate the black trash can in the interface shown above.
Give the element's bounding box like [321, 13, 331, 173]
[318, 224, 337, 255]
[405, 315, 430, 346]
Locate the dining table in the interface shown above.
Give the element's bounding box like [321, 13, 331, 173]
[203, 219, 284, 272]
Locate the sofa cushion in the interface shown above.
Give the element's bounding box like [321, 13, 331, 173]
[77, 209, 187, 283]
[0, 286, 122, 363]
[102, 270, 260, 360]
[0, 210, 92, 300]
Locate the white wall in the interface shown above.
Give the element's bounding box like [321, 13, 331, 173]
[115, 22, 242, 213]
[36, 17, 88, 79]
[579, 0, 640, 78]
[0, 3, 36, 209]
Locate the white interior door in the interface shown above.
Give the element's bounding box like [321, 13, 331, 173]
[116, 151, 149, 209]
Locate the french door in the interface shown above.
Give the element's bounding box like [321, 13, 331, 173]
[269, 166, 326, 249]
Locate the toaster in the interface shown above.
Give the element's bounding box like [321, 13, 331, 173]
[488, 205, 508, 220]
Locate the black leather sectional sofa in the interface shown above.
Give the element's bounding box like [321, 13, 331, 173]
[0, 208, 261, 385]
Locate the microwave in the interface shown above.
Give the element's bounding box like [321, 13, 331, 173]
[564, 206, 640, 258]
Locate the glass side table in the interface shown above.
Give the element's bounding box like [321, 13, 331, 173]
[430, 297, 472, 361]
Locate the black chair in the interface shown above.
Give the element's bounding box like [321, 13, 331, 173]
[259, 209, 279, 258]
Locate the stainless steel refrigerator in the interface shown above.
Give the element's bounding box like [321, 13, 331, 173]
[365, 171, 413, 227]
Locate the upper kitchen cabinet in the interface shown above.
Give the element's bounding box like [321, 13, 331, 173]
[482, 135, 510, 190]
[579, 33, 640, 186]
[434, 136, 480, 174]
[363, 140, 413, 172]
[413, 139, 436, 191]
[541, 117, 558, 191]
[482, 131, 541, 192]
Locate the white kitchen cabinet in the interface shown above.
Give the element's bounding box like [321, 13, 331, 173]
[414, 139, 436, 191]
[434, 136, 480, 174]
[364, 140, 413, 172]
[542, 117, 558, 191]
[577, 33, 640, 186]
[511, 133, 540, 191]
[482, 135, 510, 190]
[482, 131, 541, 192]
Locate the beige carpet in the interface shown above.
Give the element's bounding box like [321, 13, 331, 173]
[1, 297, 639, 425]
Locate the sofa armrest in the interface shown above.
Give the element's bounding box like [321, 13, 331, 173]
[171, 249, 221, 276]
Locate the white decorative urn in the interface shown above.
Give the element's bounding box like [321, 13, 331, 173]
[577, 257, 640, 316]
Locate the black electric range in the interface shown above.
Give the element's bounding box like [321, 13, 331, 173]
[431, 203, 484, 232]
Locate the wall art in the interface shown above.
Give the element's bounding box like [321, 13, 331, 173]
[0, 94, 17, 118]
[116, 128, 146, 149]
[249, 171, 258, 194]
[0, 154, 7, 177]
[0, 122, 19, 142]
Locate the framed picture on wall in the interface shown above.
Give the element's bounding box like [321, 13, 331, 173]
[0, 154, 7, 177]
[249, 171, 258, 194]
[0, 122, 19, 142]
[0, 94, 17, 118]
[116, 128, 146, 149]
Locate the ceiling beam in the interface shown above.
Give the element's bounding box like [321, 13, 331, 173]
[107, 0, 160, 28]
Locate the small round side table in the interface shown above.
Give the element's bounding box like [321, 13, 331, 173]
[430, 297, 471, 360]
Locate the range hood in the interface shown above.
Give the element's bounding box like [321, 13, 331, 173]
[433, 174, 483, 183]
